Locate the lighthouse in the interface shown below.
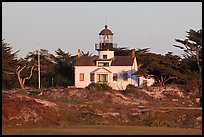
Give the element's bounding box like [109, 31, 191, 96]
[74, 24, 155, 90]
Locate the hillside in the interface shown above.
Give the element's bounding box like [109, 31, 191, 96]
[2, 85, 202, 129]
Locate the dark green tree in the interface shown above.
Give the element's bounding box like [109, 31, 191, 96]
[173, 29, 202, 103]
[81, 51, 93, 57]
[2, 39, 19, 89]
[55, 48, 75, 87]
[136, 52, 182, 86]
[113, 47, 131, 56]
[2, 40, 19, 71]
[173, 29, 202, 74]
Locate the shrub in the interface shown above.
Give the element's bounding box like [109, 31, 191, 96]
[126, 84, 136, 90]
[85, 83, 112, 91]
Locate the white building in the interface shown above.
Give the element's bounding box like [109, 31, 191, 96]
[74, 25, 154, 90]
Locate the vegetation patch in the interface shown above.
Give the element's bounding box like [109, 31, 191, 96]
[85, 83, 112, 91]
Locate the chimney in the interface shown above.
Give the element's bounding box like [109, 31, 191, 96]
[131, 49, 135, 58]
[77, 49, 81, 58]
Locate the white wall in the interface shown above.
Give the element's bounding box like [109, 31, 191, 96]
[75, 65, 139, 90]
[139, 76, 155, 87]
[98, 51, 114, 59]
[75, 66, 96, 88]
[108, 66, 139, 90]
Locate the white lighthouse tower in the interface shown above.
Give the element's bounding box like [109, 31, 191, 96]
[95, 25, 117, 59]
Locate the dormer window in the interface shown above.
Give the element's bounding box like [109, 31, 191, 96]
[98, 62, 109, 67]
[103, 62, 109, 66]
[103, 55, 107, 59]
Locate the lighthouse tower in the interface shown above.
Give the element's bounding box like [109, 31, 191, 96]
[95, 25, 117, 59]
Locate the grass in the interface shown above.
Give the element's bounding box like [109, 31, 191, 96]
[2, 125, 202, 135]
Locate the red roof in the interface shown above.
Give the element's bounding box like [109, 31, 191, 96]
[111, 56, 134, 66]
[74, 56, 134, 66]
[74, 56, 97, 66]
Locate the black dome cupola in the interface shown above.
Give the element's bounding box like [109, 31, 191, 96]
[99, 25, 113, 35]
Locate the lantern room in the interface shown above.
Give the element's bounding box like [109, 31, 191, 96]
[95, 25, 117, 51]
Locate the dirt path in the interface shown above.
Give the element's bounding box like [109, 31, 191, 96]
[2, 125, 202, 135]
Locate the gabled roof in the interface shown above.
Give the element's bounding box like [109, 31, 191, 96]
[111, 56, 134, 66]
[90, 67, 112, 73]
[74, 56, 98, 66]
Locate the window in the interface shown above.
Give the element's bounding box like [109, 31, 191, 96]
[98, 62, 103, 67]
[104, 35, 109, 43]
[103, 62, 109, 66]
[103, 55, 107, 59]
[98, 62, 109, 67]
[122, 72, 128, 81]
[97, 74, 108, 82]
[80, 73, 84, 81]
[113, 73, 117, 81]
[90, 73, 95, 81]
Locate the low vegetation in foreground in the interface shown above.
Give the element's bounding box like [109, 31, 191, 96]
[2, 84, 202, 135]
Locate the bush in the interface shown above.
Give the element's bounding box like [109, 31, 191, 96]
[142, 116, 172, 127]
[126, 84, 136, 90]
[85, 83, 112, 91]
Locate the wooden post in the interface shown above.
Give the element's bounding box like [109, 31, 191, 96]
[38, 49, 41, 89]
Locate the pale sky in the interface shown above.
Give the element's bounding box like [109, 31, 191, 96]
[2, 2, 202, 58]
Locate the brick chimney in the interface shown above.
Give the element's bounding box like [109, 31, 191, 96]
[131, 49, 135, 58]
[77, 49, 81, 58]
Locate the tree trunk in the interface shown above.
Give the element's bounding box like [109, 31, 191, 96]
[196, 52, 202, 74]
[16, 65, 34, 92]
[160, 76, 164, 87]
[19, 80, 25, 90]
